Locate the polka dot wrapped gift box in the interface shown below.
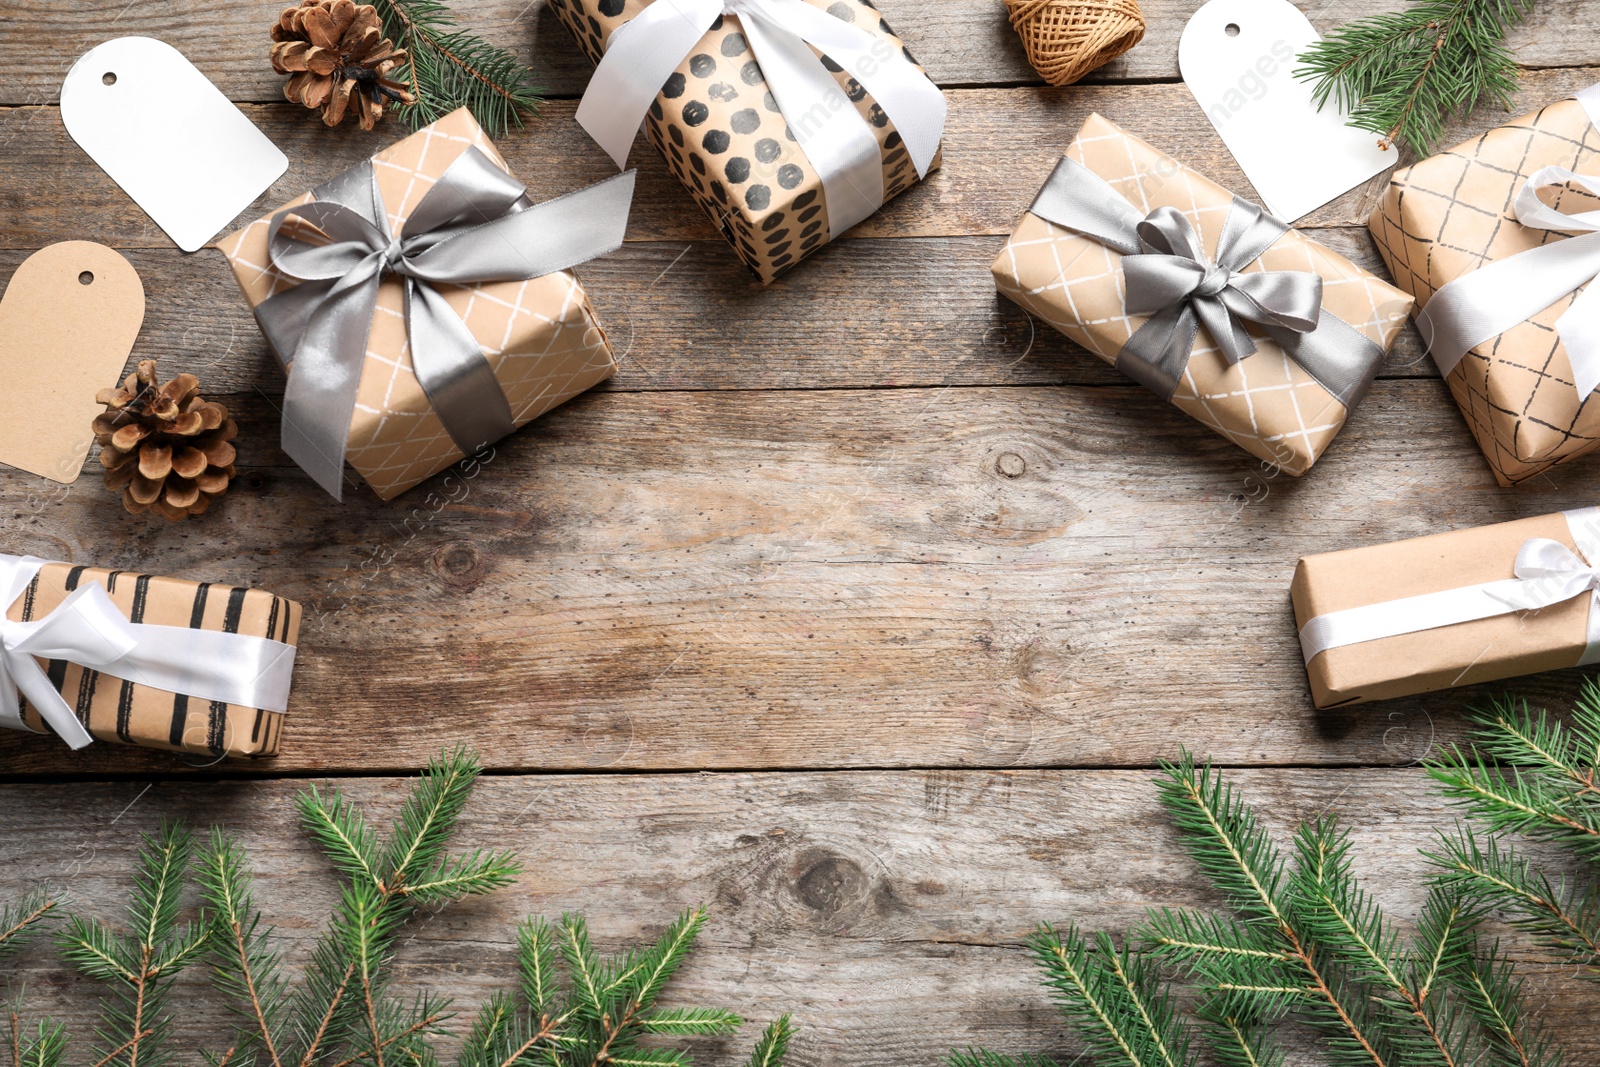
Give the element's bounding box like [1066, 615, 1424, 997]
[548, 0, 947, 283]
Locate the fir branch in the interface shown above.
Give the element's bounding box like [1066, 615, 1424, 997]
[947, 1053, 1058, 1067]
[0, 891, 61, 963]
[1445, 935, 1560, 1067]
[1428, 829, 1600, 971]
[1154, 754, 1291, 929]
[1294, 0, 1535, 154]
[195, 829, 291, 1067]
[746, 1016, 795, 1067]
[1030, 923, 1193, 1067]
[297, 787, 384, 893]
[11, 1017, 68, 1067]
[56, 822, 201, 1067]
[381, 746, 484, 891]
[367, 0, 540, 137]
[11, 746, 788, 1067]
[1429, 696, 1600, 862]
[635, 1008, 742, 1036]
[963, 754, 1558, 1067]
[1156, 755, 1395, 1067]
[515, 919, 558, 1021]
[1290, 819, 1462, 1066]
[1199, 1015, 1284, 1067]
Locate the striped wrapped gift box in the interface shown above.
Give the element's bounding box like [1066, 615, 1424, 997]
[6, 563, 301, 757]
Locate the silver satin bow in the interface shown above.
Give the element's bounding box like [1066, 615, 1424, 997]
[1028, 156, 1384, 405]
[1417, 161, 1600, 398]
[256, 143, 636, 499]
[0, 554, 301, 751]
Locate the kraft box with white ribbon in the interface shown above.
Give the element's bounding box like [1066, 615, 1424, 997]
[1371, 83, 1600, 487]
[0, 555, 300, 757]
[549, 0, 946, 283]
[1292, 508, 1600, 708]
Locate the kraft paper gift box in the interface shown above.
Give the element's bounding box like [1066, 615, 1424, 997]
[216, 108, 621, 501]
[1370, 86, 1600, 486]
[2, 558, 301, 757]
[1292, 508, 1600, 708]
[993, 114, 1414, 476]
[547, 0, 943, 283]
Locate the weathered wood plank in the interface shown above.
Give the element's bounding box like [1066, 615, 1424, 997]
[2, 770, 1596, 1065]
[2, 379, 1595, 777]
[0, 0, 1593, 105]
[0, 232, 1435, 399]
[7, 68, 1599, 252]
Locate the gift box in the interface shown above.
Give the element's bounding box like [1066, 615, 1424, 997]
[993, 114, 1414, 476]
[216, 108, 628, 501]
[1292, 508, 1600, 708]
[1370, 85, 1600, 486]
[548, 0, 944, 283]
[1, 556, 301, 757]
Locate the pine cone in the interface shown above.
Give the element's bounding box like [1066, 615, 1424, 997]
[271, 0, 415, 130]
[93, 361, 239, 522]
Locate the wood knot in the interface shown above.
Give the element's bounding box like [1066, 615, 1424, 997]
[432, 541, 490, 589]
[996, 451, 1026, 478]
[792, 851, 870, 917]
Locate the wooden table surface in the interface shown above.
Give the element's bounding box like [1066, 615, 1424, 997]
[6, 2, 1600, 1063]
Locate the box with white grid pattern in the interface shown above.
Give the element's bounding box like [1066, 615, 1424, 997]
[216, 109, 616, 501]
[992, 114, 1412, 476]
[1370, 94, 1600, 486]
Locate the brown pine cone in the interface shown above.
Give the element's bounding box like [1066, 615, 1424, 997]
[271, 0, 415, 130]
[93, 360, 239, 522]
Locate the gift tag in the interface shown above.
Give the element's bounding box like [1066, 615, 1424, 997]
[61, 37, 287, 252]
[1179, 0, 1396, 223]
[0, 243, 145, 483]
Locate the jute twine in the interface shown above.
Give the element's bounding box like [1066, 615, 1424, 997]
[1002, 0, 1146, 87]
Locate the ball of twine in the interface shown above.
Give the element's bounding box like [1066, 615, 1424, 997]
[1002, 0, 1146, 87]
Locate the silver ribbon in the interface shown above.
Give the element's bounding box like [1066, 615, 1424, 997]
[1028, 156, 1385, 406]
[0, 555, 299, 751]
[256, 146, 636, 500]
[1299, 507, 1600, 667]
[573, 0, 945, 241]
[1415, 85, 1600, 398]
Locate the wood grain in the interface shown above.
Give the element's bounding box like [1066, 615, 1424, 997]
[0, 0, 1594, 104]
[0, 230, 1437, 399]
[7, 67, 1599, 253]
[2, 769, 1596, 1066]
[2, 379, 1596, 778]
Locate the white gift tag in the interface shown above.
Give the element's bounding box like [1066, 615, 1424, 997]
[61, 37, 288, 252]
[1178, 0, 1396, 223]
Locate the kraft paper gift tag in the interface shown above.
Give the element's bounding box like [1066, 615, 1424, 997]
[0, 242, 145, 483]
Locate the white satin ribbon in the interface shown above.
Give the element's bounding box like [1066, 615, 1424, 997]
[0, 555, 299, 750]
[1416, 83, 1600, 397]
[1298, 507, 1600, 667]
[574, 0, 945, 239]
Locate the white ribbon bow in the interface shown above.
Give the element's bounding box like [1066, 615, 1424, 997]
[574, 0, 945, 240]
[1299, 508, 1600, 666]
[0, 555, 299, 751]
[1416, 83, 1600, 398]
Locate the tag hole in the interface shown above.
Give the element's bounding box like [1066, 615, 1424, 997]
[1224, 22, 1240, 36]
[102, 71, 117, 85]
[79, 271, 94, 285]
